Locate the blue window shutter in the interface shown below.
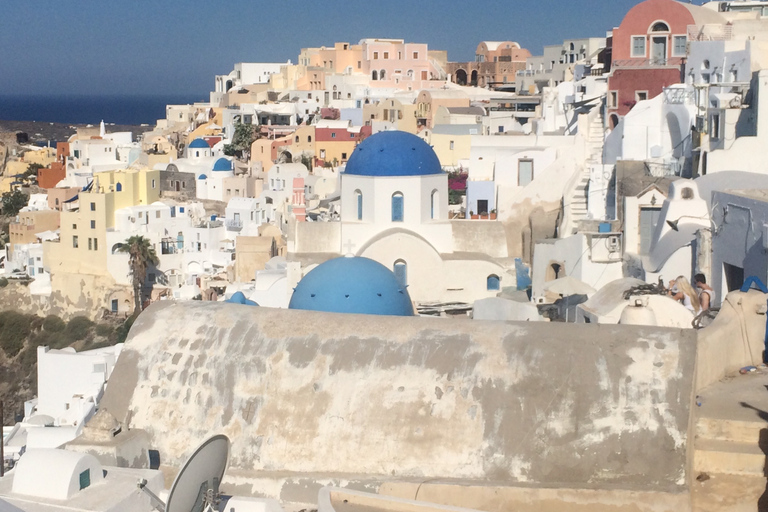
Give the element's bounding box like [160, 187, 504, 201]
[357, 194, 363, 220]
[392, 195, 403, 222]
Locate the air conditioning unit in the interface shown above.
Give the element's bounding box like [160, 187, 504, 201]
[607, 235, 621, 252]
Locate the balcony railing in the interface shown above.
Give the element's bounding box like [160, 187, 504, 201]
[612, 57, 684, 69]
[226, 219, 243, 231]
[688, 24, 732, 42]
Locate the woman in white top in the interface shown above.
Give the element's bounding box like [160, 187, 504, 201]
[669, 276, 701, 314]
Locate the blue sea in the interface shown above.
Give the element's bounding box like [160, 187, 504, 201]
[0, 94, 207, 126]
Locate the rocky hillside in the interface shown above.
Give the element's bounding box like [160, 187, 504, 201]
[0, 311, 133, 425]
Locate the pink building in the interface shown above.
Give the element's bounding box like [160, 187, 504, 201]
[360, 39, 447, 90]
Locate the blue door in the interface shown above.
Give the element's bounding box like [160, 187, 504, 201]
[392, 194, 403, 222]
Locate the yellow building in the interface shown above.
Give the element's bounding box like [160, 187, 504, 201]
[46, 166, 161, 277]
[23, 147, 56, 167]
[429, 126, 477, 167]
[291, 125, 316, 158]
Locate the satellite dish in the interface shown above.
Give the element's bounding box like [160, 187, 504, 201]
[165, 434, 230, 512]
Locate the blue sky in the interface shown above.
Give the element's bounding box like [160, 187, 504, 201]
[0, 0, 643, 97]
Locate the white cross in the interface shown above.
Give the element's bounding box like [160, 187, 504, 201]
[343, 239, 356, 255]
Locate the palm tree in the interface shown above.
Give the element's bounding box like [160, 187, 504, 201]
[118, 236, 159, 313]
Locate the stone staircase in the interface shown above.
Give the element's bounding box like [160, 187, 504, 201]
[691, 373, 768, 511]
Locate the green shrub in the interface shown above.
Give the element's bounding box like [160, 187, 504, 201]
[29, 316, 43, 331]
[0, 278, 8, 288]
[0, 311, 31, 357]
[64, 316, 94, 342]
[95, 324, 113, 338]
[42, 315, 66, 332]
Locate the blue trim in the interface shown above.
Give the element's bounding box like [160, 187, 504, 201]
[741, 276, 768, 293]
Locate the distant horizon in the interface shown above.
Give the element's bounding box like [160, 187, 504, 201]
[0, 0, 645, 97]
[0, 94, 207, 126]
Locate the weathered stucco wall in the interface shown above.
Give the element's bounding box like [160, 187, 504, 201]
[101, 301, 696, 494]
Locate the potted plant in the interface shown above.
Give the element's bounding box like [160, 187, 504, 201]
[470, 210, 479, 220]
[490, 209, 497, 220]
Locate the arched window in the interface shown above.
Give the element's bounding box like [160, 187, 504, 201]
[407, 69, 414, 80]
[380, 69, 386, 80]
[394, 260, 407, 288]
[308, 135, 312, 142]
[391, 192, 404, 222]
[372, 70, 378, 81]
[115, 182, 122, 192]
[295, 136, 299, 143]
[651, 21, 670, 32]
[354, 189, 363, 220]
[431, 189, 439, 219]
[487, 274, 500, 291]
[177, 231, 184, 250]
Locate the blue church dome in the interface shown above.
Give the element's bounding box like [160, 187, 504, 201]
[189, 138, 210, 149]
[289, 256, 414, 316]
[212, 158, 233, 172]
[197, 174, 207, 180]
[226, 291, 259, 306]
[344, 131, 443, 177]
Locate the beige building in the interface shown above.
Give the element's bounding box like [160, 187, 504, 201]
[363, 98, 418, 132]
[9, 210, 60, 249]
[223, 176, 263, 202]
[234, 236, 279, 282]
[415, 90, 471, 128]
[298, 42, 364, 74]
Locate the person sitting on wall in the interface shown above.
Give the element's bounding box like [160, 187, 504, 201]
[694, 273, 716, 311]
[668, 276, 701, 314]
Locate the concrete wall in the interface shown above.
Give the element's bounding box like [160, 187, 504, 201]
[696, 289, 768, 392]
[101, 302, 697, 498]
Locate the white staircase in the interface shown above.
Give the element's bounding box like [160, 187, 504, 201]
[560, 111, 604, 235]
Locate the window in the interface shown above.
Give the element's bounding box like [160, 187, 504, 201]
[609, 91, 618, 109]
[355, 190, 363, 220]
[55, 198, 60, 206]
[88, 238, 92, 250]
[487, 275, 500, 291]
[90, 220, 95, 229]
[632, 36, 646, 57]
[635, 91, 648, 102]
[413, 51, 419, 59]
[651, 21, 670, 32]
[90, 202, 96, 211]
[357, 61, 361, 68]
[331, 132, 336, 138]
[156, 211, 161, 219]
[79, 469, 90, 490]
[151, 179, 156, 189]
[710, 113, 721, 139]
[342, 152, 347, 160]
[673, 36, 687, 56]
[373, 51, 379, 59]
[431, 189, 438, 219]
[394, 260, 407, 288]
[148, 273, 156, 283]
[383, 52, 389, 59]
[73, 235, 78, 248]
[372, 70, 378, 81]
[115, 182, 122, 192]
[518, 159, 534, 186]
[391, 192, 404, 222]
[320, 149, 326, 159]
[380, 69, 386, 80]
[72, 224, 77, 229]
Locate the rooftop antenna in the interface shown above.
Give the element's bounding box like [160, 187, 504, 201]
[138, 434, 230, 512]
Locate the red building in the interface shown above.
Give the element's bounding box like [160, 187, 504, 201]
[38, 142, 69, 189]
[607, 0, 724, 123]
